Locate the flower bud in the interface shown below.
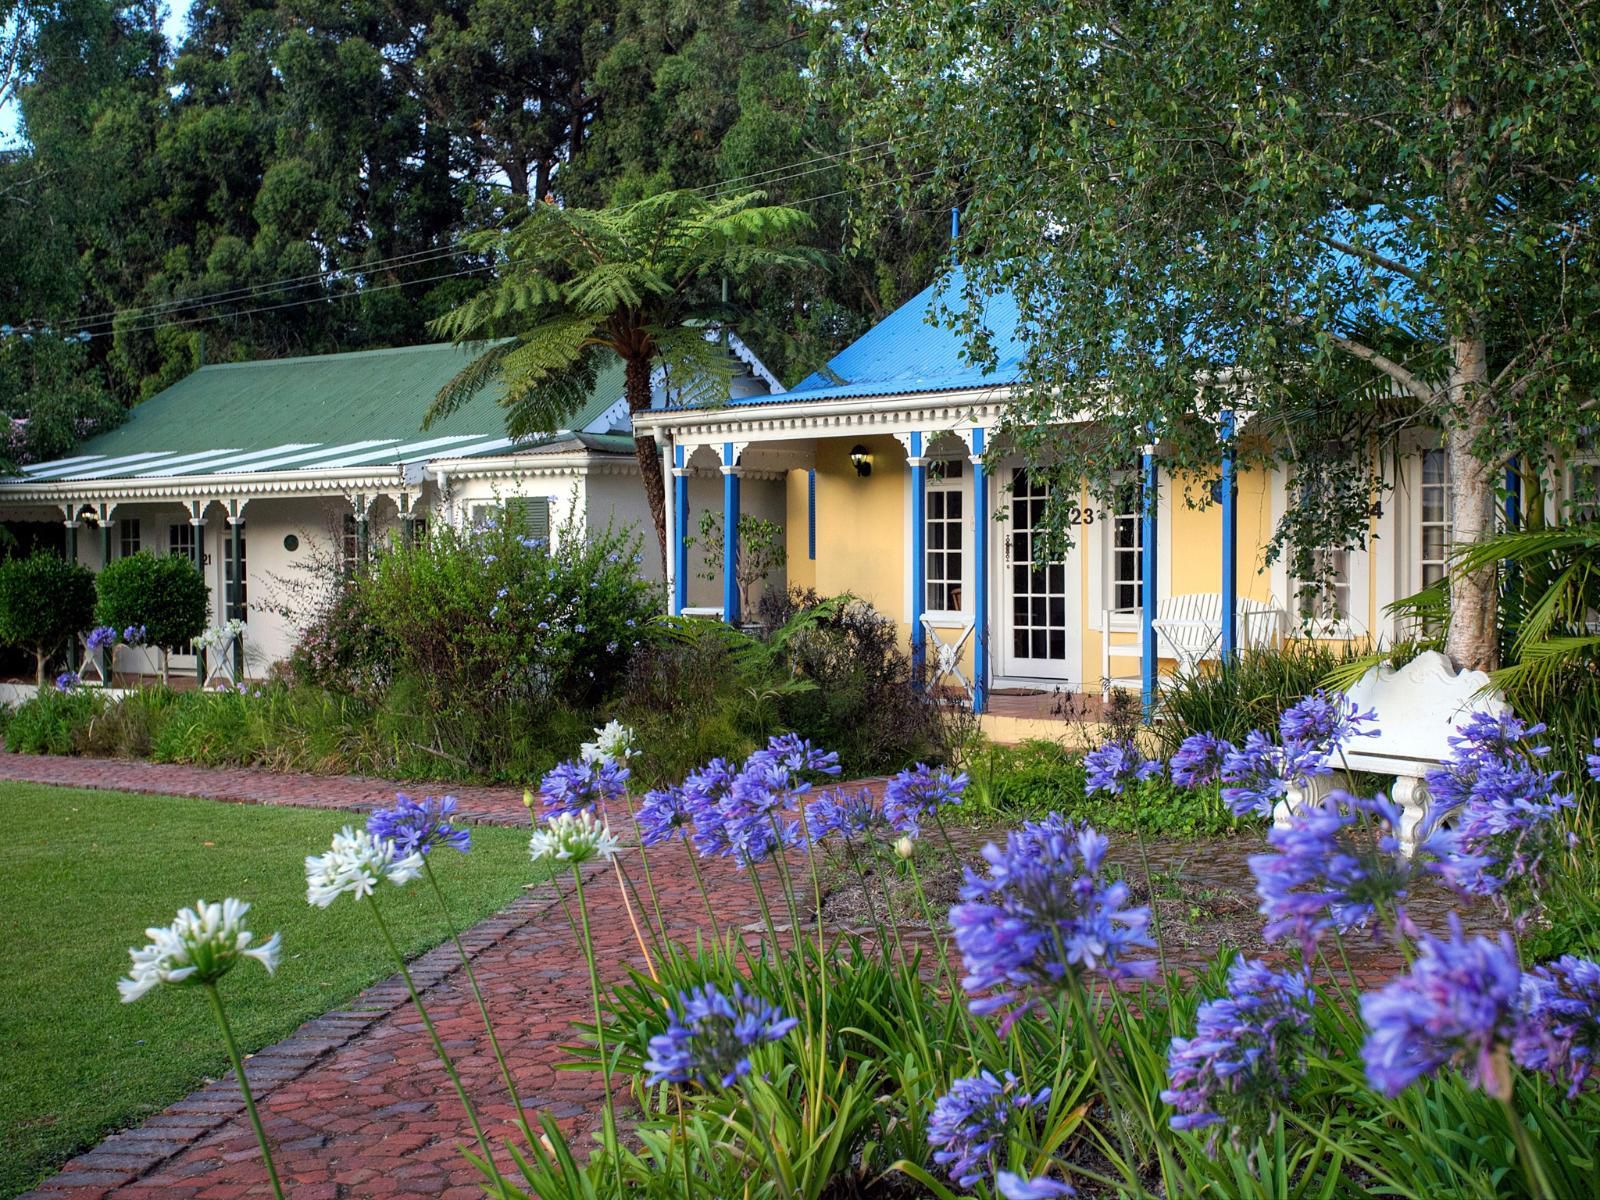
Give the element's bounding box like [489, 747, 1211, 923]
[522, 788, 535, 809]
[895, 835, 916, 860]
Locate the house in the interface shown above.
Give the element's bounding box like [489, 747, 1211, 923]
[0, 337, 780, 678]
[638, 268, 1464, 735]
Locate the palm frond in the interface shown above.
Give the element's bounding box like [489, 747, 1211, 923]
[424, 340, 515, 428]
[1490, 635, 1600, 701]
[500, 345, 605, 441]
[499, 314, 607, 381]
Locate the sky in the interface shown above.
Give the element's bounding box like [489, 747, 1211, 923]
[0, 3, 189, 149]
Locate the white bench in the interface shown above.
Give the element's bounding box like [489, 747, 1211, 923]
[1102, 593, 1284, 695]
[1272, 650, 1509, 852]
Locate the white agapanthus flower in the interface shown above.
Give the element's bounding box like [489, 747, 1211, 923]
[529, 810, 621, 865]
[305, 825, 424, 908]
[579, 719, 635, 766]
[119, 898, 281, 1003]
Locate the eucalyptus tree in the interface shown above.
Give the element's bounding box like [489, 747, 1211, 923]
[427, 189, 816, 571]
[837, 0, 1600, 670]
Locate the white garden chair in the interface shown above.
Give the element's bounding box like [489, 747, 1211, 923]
[920, 616, 975, 702]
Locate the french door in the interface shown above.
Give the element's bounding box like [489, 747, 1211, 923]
[998, 467, 1081, 683]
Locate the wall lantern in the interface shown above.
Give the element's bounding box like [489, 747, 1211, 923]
[850, 444, 872, 478]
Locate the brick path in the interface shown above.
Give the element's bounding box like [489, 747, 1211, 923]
[0, 752, 535, 826]
[1, 753, 1475, 1199]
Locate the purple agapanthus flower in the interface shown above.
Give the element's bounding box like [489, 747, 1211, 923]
[927, 1069, 1053, 1190]
[1360, 916, 1523, 1099]
[1169, 732, 1235, 788]
[882, 763, 968, 834]
[997, 1173, 1075, 1199]
[367, 793, 470, 856]
[636, 786, 693, 847]
[1248, 791, 1415, 957]
[53, 670, 78, 692]
[682, 757, 739, 857]
[642, 982, 797, 1088]
[1082, 740, 1162, 797]
[1219, 730, 1291, 818]
[86, 625, 118, 652]
[1425, 711, 1550, 813]
[1418, 717, 1574, 923]
[122, 624, 146, 645]
[950, 815, 1155, 1022]
[749, 732, 841, 779]
[1514, 954, 1600, 1098]
[718, 756, 804, 867]
[805, 787, 890, 844]
[538, 756, 630, 817]
[1162, 958, 1315, 1146]
[1588, 737, 1600, 783]
[1277, 689, 1377, 775]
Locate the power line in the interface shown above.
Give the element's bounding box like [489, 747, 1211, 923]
[97, 263, 490, 340]
[14, 140, 962, 339]
[53, 243, 474, 334]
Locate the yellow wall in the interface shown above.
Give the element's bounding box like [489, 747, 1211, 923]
[784, 469, 817, 593]
[808, 435, 910, 640]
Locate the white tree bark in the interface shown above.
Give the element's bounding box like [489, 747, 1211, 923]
[1443, 330, 1499, 672]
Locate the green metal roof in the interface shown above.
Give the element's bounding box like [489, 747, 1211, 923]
[12, 343, 634, 482]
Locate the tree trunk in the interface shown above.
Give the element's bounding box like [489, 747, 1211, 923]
[625, 355, 669, 579]
[1443, 329, 1499, 672]
[34, 648, 45, 689]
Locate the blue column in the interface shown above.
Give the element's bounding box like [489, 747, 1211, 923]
[1141, 438, 1159, 721]
[1220, 411, 1238, 664]
[672, 444, 688, 615]
[721, 443, 741, 624]
[64, 512, 79, 672]
[1504, 457, 1521, 529]
[909, 432, 927, 670]
[971, 428, 989, 714]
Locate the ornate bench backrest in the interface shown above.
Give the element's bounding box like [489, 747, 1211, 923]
[1341, 651, 1509, 777]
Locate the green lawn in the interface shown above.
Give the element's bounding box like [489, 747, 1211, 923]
[0, 782, 547, 1199]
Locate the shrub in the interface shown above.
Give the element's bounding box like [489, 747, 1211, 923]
[0, 551, 97, 684]
[94, 552, 209, 680]
[616, 623, 765, 785]
[775, 592, 949, 772]
[286, 583, 394, 699]
[326, 513, 658, 744]
[4, 687, 103, 754]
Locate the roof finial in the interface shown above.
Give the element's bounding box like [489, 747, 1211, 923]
[951, 207, 960, 242]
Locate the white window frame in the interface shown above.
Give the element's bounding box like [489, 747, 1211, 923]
[1561, 432, 1600, 523]
[1268, 465, 1371, 641]
[119, 518, 140, 558]
[1107, 474, 1144, 618]
[1417, 446, 1452, 594]
[1293, 545, 1354, 635]
[1086, 467, 1172, 634]
[923, 456, 969, 619]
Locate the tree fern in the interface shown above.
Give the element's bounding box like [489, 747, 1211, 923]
[430, 188, 816, 566]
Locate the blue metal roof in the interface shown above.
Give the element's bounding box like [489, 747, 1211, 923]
[759, 266, 1026, 405]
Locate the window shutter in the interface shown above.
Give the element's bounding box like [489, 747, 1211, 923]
[508, 497, 551, 540]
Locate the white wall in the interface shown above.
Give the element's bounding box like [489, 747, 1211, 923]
[237, 496, 359, 669]
[584, 471, 661, 582]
